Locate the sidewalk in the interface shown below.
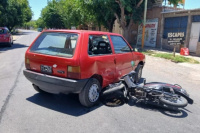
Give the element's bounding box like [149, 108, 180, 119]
[13, 35, 20, 41]
[140, 46, 200, 63]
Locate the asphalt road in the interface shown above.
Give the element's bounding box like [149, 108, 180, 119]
[0, 30, 200, 133]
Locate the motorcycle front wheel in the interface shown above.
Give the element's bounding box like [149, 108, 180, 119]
[159, 95, 188, 108]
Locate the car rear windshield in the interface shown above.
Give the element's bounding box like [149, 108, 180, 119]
[30, 32, 78, 57]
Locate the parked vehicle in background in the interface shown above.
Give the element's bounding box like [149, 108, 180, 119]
[0, 27, 13, 47]
[37, 28, 43, 32]
[23, 30, 145, 107]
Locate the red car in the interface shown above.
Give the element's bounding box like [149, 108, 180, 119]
[23, 30, 145, 107]
[0, 27, 13, 47]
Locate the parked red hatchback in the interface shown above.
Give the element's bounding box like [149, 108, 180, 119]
[23, 30, 145, 107]
[0, 27, 13, 47]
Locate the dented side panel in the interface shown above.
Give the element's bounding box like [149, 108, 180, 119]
[80, 33, 116, 87]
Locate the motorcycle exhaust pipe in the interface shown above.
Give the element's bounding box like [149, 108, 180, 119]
[102, 84, 125, 95]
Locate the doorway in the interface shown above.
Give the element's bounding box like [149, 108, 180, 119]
[189, 22, 200, 53]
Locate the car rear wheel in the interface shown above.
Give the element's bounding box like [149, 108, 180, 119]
[79, 78, 101, 107]
[8, 39, 13, 47]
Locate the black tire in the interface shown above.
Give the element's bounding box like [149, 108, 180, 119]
[135, 65, 143, 83]
[79, 78, 101, 107]
[7, 39, 13, 47]
[8, 42, 12, 47]
[32, 84, 49, 94]
[159, 95, 188, 108]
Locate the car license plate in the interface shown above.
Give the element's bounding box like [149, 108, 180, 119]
[41, 65, 52, 74]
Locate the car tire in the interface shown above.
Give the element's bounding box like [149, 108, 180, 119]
[8, 40, 13, 47]
[79, 78, 101, 107]
[135, 65, 143, 83]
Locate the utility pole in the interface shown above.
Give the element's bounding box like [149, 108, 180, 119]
[141, 0, 148, 50]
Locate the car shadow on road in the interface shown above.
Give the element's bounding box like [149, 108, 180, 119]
[0, 42, 28, 52]
[26, 93, 102, 117]
[26, 78, 190, 118]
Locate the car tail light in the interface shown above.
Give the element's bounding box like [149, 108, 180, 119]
[25, 58, 31, 70]
[67, 66, 81, 79]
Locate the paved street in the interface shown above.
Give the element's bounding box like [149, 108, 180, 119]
[0, 30, 200, 133]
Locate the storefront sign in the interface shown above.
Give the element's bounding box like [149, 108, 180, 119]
[167, 32, 185, 45]
[137, 18, 158, 47]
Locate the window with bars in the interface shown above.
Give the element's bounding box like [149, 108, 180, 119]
[163, 16, 188, 39]
[192, 15, 200, 22]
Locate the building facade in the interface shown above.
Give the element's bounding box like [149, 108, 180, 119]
[161, 9, 200, 56]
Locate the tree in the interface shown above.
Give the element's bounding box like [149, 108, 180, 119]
[0, 0, 32, 31]
[57, 0, 82, 28]
[36, 17, 45, 29]
[37, 0, 181, 42]
[99, 0, 182, 42]
[0, 0, 7, 16]
[41, 0, 64, 29]
[81, 1, 116, 32]
[106, 0, 144, 42]
[24, 20, 37, 29]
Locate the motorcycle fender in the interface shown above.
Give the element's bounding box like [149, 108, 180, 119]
[174, 90, 193, 104]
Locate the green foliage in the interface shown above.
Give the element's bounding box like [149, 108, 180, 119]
[41, 0, 64, 29]
[142, 50, 199, 64]
[154, 53, 199, 63]
[57, 0, 82, 28]
[168, 0, 182, 6]
[24, 20, 37, 29]
[82, 0, 116, 31]
[0, 0, 32, 31]
[37, 0, 182, 35]
[35, 17, 45, 29]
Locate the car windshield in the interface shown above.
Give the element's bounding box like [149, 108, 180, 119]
[30, 32, 78, 57]
[0, 29, 6, 34]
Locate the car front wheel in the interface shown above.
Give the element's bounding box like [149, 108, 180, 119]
[79, 78, 101, 107]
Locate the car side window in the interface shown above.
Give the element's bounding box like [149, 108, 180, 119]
[110, 35, 131, 53]
[0, 29, 4, 34]
[88, 35, 112, 56]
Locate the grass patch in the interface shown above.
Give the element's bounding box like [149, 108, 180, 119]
[142, 50, 199, 64]
[142, 50, 156, 56]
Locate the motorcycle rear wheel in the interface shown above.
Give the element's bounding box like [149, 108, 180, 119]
[159, 95, 188, 108]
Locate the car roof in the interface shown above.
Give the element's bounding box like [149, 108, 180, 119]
[0, 27, 8, 30]
[42, 29, 122, 36]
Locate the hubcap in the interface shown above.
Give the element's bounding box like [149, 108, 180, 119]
[165, 96, 183, 104]
[88, 84, 99, 102]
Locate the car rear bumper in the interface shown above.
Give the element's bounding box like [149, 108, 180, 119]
[23, 69, 89, 94]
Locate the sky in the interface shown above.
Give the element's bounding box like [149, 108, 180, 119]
[185, 0, 200, 9]
[29, 0, 200, 20]
[29, 0, 47, 20]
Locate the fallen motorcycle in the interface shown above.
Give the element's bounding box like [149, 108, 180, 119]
[101, 71, 193, 109]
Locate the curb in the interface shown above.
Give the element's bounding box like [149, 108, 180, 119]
[145, 49, 200, 63]
[13, 36, 21, 41]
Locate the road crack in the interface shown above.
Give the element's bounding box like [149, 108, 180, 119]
[0, 61, 24, 124]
